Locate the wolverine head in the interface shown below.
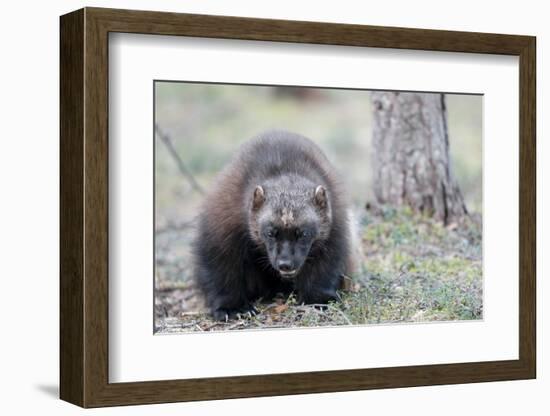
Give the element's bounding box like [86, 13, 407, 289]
[248, 176, 332, 278]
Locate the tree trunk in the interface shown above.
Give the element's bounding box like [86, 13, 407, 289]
[370, 92, 467, 224]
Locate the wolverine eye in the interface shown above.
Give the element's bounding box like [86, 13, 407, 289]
[267, 229, 278, 238]
[296, 229, 307, 239]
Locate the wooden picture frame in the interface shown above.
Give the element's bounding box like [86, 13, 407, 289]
[60, 7, 536, 408]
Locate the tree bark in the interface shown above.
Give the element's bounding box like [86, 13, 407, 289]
[370, 92, 467, 224]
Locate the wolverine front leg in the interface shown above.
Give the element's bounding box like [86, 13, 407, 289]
[295, 272, 343, 305]
[208, 279, 260, 321]
[197, 266, 257, 321]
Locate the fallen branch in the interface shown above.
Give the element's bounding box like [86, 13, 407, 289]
[155, 124, 205, 195]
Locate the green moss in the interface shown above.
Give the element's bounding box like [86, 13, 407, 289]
[352, 207, 483, 324]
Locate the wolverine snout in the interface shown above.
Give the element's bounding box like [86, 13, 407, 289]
[277, 259, 294, 272]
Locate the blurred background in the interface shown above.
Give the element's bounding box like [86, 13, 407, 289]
[155, 83, 482, 223]
[154, 82, 483, 331]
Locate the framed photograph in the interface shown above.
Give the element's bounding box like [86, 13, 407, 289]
[60, 7, 536, 407]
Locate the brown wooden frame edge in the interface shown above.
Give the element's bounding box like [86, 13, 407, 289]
[60, 7, 536, 408]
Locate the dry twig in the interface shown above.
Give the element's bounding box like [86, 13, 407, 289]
[155, 124, 205, 195]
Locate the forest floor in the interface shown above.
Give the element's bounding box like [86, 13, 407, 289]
[154, 207, 483, 333]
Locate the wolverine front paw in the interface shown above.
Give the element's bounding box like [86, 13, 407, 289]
[212, 305, 259, 322]
[298, 288, 341, 306]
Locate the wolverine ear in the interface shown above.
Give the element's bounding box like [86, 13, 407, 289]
[252, 185, 265, 210]
[314, 185, 328, 208]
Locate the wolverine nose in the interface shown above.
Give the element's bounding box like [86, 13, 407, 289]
[277, 260, 293, 272]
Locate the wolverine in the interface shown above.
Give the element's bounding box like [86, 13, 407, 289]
[193, 130, 352, 321]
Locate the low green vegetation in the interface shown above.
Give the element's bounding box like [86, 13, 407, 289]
[155, 207, 483, 332]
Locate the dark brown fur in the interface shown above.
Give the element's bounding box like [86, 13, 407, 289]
[193, 130, 351, 320]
